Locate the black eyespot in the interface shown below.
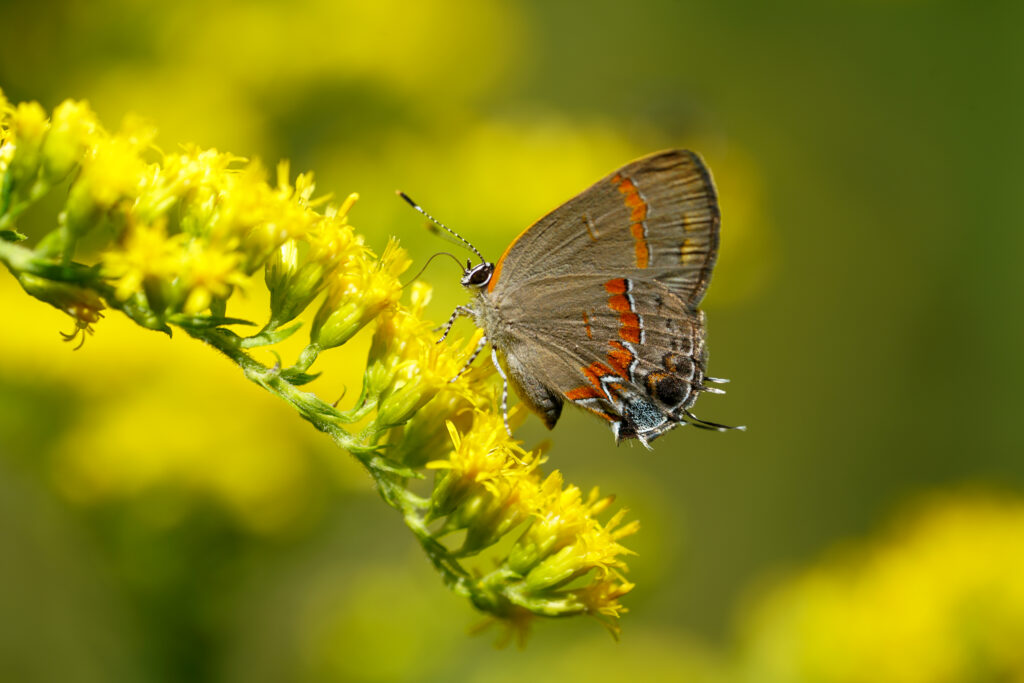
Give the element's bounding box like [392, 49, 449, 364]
[462, 263, 494, 288]
[653, 376, 688, 407]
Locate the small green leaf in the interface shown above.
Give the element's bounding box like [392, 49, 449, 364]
[280, 368, 321, 385]
[0, 229, 27, 242]
[240, 321, 303, 349]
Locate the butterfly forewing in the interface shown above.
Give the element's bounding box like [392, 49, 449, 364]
[488, 149, 719, 310]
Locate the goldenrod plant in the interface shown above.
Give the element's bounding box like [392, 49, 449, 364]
[0, 91, 637, 640]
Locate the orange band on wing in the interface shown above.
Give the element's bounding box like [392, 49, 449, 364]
[604, 278, 628, 294]
[617, 313, 641, 343]
[607, 294, 631, 312]
[606, 340, 634, 378]
[604, 278, 642, 343]
[565, 385, 602, 401]
[582, 361, 615, 391]
[611, 174, 650, 268]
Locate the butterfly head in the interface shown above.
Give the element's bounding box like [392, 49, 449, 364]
[460, 260, 494, 289]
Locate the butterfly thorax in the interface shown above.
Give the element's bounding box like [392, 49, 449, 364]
[461, 262, 514, 348]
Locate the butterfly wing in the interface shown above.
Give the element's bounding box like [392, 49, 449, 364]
[481, 150, 726, 444]
[493, 273, 714, 444]
[487, 149, 720, 310]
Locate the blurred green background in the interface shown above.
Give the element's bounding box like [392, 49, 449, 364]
[2, 0, 1023, 681]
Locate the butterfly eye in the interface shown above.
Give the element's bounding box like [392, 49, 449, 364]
[462, 263, 494, 288]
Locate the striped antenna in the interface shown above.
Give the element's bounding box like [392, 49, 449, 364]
[396, 191, 486, 263]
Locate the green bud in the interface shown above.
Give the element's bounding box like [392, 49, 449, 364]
[310, 299, 365, 350]
[375, 376, 439, 430]
[17, 273, 105, 323]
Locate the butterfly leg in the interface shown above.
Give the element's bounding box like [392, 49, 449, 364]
[490, 347, 512, 436]
[450, 335, 488, 382]
[436, 306, 473, 343]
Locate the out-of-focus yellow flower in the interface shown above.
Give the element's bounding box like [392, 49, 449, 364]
[77, 119, 154, 209]
[135, 145, 243, 226]
[739, 493, 1024, 683]
[41, 99, 100, 180]
[179, 237, 249, 314]
[11, 101, 48, 144]
[0, 138, 12, 175]
[102, 218, 178, 310]
[7, 101, 48, 185]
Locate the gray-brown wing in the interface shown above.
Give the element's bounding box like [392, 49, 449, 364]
[487, 149, 720, 310]
[496, 273, 717, 443]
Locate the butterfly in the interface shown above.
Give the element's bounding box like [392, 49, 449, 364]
[401, 149, 740, 448]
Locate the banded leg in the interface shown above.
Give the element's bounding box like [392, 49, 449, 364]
[450, 335, 488, 382]
[437, 305, 473, 343]
[490, 347, 512, 436]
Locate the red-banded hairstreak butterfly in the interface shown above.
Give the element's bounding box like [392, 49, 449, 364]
[400, 149, 742, 448]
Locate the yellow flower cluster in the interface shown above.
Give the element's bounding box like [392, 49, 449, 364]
[425, 409, 638, 635]
[739, 493, 1024, 682]
[0, 90, 638, 636]
[0, 90, 379, 334]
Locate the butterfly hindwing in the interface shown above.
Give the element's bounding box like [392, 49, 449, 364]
[495, 275, 710, 444]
